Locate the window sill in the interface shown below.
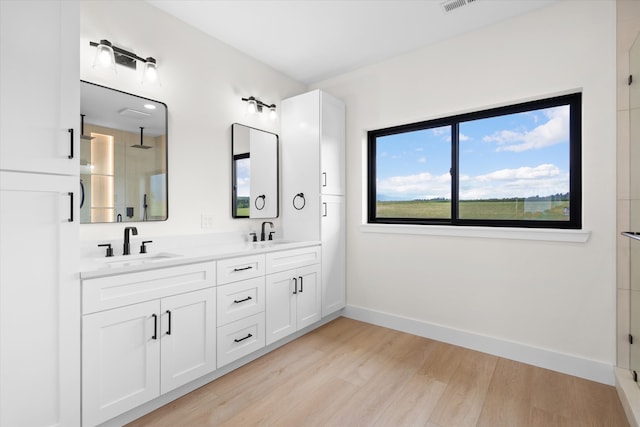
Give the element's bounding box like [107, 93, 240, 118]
[360, 223, 591, 243]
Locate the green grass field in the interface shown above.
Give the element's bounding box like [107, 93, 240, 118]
[376, 199, 570, 221]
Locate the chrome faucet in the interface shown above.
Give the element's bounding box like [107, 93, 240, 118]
[123, 226, 138, 255]
[261, 221, 274, 241]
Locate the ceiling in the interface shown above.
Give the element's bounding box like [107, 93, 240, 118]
[147, 0, 558, 85]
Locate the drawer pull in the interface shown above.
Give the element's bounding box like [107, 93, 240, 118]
[68, 128, 74, 159]
[234, 333, 253, 343]
[166, 310, 172, 335]
[151, 314, 158, 340]
[233, 296, 253, 304]
[233, 266, 253, 272]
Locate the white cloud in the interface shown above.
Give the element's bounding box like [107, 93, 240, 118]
[379, 164, 568, 200]
[483, 106, 569, 152]
[418, 156, 427, 163]
[377, 171, 451, 199]
[459, 164, 568, 199]
[475, 164, 560, 182]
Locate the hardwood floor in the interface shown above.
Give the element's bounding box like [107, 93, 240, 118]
[127, 317, 629, 427]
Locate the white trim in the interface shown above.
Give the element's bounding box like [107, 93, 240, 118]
[616, 368, 640, 427]
[360, 223, 591, 243]
[343, 304, 613, 385]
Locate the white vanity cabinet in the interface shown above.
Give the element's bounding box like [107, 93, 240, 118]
[281, 90, 346, 317]
[265, 246, 322, 345]
[216, 255, 266, 368]
[0, 1, 80, 426]
[81, 262, 216, 426]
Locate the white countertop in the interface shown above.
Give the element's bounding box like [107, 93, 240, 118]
[80, 239, 321, 279]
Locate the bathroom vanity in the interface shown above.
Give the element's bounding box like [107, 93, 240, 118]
[79, 240, 324, 426]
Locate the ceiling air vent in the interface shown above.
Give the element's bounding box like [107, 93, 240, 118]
[441, 0, 476, 13]
[118, 108, 150, 119]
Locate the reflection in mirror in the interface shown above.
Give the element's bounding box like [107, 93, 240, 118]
[232, 124, 278, 218]
[80, 81, 168, 223]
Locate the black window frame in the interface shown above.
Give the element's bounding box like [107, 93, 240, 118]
[367, 92, 582, 229]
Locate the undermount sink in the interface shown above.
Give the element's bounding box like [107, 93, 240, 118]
[101, 252, 181, 268]
[254, 240, 296, 248]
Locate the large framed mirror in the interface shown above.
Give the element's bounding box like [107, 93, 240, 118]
[80, 81, 168, 223]
[232, 123, 278, 218]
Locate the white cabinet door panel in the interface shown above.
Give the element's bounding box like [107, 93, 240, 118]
[0, 172, 79, 427]
[321, 195, 346, 316]
[0, 0, 79, 175]
[265, 271, 297, 345]
[296, 264, 322, 329]
[161, 288, 216, 394]
[82, 301, 160, 426]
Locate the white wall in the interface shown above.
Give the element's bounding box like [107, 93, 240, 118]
[79, 1, 305, 241]
[314, 1, 617, 381]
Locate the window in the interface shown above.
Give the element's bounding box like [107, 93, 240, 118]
[368, 93, 581, 229]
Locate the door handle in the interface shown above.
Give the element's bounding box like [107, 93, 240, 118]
[151, 314, 158, 340]
[68, 128, 74, 159]
[292, 277, 298, 295]
[322, 172, 327, 187]
[166, 310, 172, 335]
[322, 202, 327, 217]
[298, 276, 303, 293]
[67, 192, 74, 222]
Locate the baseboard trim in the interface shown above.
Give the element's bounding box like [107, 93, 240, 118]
[616, 368, 640, 427]
[343, 304, 614, 385]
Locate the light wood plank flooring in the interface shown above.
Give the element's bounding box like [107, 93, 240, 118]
[127, 317, 629, 427]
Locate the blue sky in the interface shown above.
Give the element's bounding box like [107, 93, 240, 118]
[376, 105, 570, 200]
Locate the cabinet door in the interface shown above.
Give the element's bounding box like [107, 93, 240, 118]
[296, 264, 322, 329]
[320, 91, 346, 196]
[0, 172, 79, 427]
[281, 90, 321, 241]
[321, 195, 346, 316]
[82, 301, 160, 426]
[161, 288, 216, 394]
[0, 0, 79, 175]
[265, 270, 297, 345]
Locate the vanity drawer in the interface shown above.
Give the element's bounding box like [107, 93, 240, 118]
[82, 262, 216, 314]
[217, 277, 265, 326]
[265, 246, 321, 274]
[217, 254, 265, 285]
[217, 312, 265, 368]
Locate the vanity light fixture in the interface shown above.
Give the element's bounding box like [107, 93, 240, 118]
[241, 96, 277, 120]
[90, 39, 160, 85]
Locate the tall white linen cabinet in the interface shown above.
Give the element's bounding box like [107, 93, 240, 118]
[0, 1, 81, 426]
[281, 90, 346, 317]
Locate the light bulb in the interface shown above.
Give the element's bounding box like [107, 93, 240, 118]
[141, 57, 160, 86]
[247, 98, 257, 114]
[92, 40, 116, 73]
[269, 105, 277, 120]
[98, 49, 112, 65]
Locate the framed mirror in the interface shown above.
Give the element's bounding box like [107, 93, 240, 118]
[232, 123, 278, 218]
[80, 81, 168, 223]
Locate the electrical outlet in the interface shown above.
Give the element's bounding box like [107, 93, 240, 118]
[201, 214, 213, 229]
